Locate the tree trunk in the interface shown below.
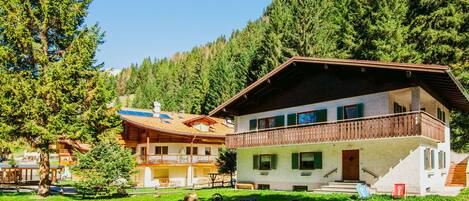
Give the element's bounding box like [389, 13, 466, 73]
[38, 150, 50, 197]
[230, 172, 233, 187]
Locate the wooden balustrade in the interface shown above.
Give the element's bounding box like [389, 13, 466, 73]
[138, 154, 217, 165]
[226, 112, 445, 148]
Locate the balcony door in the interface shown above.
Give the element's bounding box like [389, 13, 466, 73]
[342, 150, 359, 181]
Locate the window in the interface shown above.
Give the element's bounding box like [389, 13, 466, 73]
[255, 115, 284, 130]
[393, 102, 407, 113]
[257, 184, 270, 190]
[344, 105, 359, 119]
[431, 150, 436, 169]
[300, 152, 315, 170]
[337, 104, 364, 120]
[205, 147, 211, 155]
[186, 147, 198, 155]
[424, 148, 435, 170]
[260, 155, 272, 170]
[437, 108, 446, 123]
[258, 117, 276, 129]
[297, 109, 327, 125]
[293, 185, 308, 192]
[253, 154, 277, 170]
[438, 151, 446, 169]
[194, 122, 209, 132]
[298, 112, 317, 124]
[292, 152, 322, 170]
[155, 146, 168, 155]
[130, 147, 136, 155]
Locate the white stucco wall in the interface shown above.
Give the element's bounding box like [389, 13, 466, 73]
[235, 91, 390, 133]
[232, 87, 451, 194]
[418, 126, 451, 194]
[235, 87, 449, 134]
[236, 137, 448, 194]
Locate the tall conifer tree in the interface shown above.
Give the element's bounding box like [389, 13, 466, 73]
[0, 0, 121, 196]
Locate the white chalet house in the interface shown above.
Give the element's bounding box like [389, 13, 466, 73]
[209, 57, 469, 195]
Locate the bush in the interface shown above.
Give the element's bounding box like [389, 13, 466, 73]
[72, 141, 136, 198]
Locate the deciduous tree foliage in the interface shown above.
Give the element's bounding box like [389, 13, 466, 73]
[0, 0, 121, 196]
[115, 0, 468, 151]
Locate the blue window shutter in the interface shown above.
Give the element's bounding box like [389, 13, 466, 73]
[287, 114, 297, 126]
[337, 106, 344, 120]
[431, 150, 435, 169]
[313, 152, 322, 169]
[317, 109, 327, 122]
[291, 153, 299, 169]
[249, 119, 257, 131]
[253, 155, 259, 169]
[357, 103, 364, 117]
[271, 154, 277, 169]
[275, 115, 285, 127]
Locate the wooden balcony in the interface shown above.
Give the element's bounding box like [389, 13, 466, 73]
[226, 112, 445, 148]
[138, 154, 218, 165]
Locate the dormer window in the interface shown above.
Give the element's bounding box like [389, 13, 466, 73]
[182, 116, 217, 132]
[193, 122, 209, 132]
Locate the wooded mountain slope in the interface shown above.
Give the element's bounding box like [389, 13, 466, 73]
[114, 0, 468, 151]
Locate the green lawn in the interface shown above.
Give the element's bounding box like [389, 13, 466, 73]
[0, 188, 467, 201]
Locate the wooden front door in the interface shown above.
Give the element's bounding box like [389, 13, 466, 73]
[342, 150, 359, 181]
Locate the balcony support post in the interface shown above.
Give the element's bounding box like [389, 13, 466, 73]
[411, 87, 421, 111]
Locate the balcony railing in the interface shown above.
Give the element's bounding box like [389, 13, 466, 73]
[138, 154, 218, 165]
[226, 111, 445, 148]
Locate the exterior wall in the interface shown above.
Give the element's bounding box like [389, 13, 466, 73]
[135, 142, 221, 156]
[236, 91, 390, 133]
[236, 137, 448, 194]
[133, 165, 218, 187]
[418, 126, 451, 194]
[235, 87, 449, 133]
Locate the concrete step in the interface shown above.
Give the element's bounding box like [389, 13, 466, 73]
[314, 188, 357, 194]
[321, 185, 357, 190]
[329, 181, 363, 186]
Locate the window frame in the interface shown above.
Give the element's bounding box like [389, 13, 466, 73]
[257, 184, 270, 190]
[299, 152, 315, 170]
[205, 147, 212, 155]
[259, 154, 272, 170]
[297, 111, 318, 125]
[257, 117, 276, 130]
[186, 147, 198, 155]
[155, 146, 168, 155]
[343, 104, 360, 119]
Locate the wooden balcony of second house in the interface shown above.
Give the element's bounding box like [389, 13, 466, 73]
[226, 111, 445, 148]
[137, 154, 218, 166]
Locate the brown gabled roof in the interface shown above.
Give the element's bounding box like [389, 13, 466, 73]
[120, 108, 232, 138]
[209, 57, 469, 116]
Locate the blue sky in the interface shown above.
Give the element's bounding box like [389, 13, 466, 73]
[85, 0, 271, 69]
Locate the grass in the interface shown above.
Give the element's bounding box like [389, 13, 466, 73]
[0, 188, 467, 201]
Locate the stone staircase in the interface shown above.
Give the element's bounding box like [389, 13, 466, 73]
[313, 181, 375, 194]
[446, 161, 467, 186]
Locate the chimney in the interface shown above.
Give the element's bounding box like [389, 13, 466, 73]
[153, 101, 161, 118]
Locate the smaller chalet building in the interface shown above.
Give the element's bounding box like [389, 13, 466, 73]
[210, 57, 469, 195]
[119, 105, 232, 187]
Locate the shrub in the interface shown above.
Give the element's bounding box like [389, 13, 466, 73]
[72, 141, 136, 198]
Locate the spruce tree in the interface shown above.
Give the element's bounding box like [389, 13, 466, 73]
[0, 0, 121, 196]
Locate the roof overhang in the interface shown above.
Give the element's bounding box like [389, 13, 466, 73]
[209, 57, 469, 116]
